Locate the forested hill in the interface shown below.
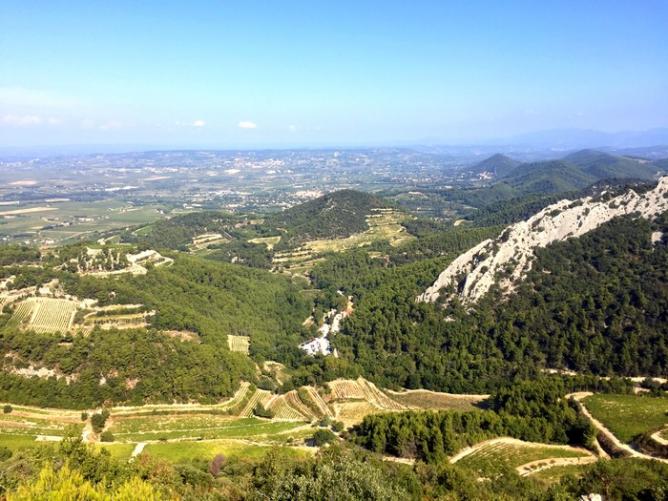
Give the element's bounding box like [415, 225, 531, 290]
[268, 189, 388, 248]
[500, 160, 596, 194]
[472, 153, 520, 178]
[327, 211, 668, 393]
[445, 150, 663, 220]
[563, 149, 659, 180]
[498, 150, 658, 192]
[122, 211, 241, 250]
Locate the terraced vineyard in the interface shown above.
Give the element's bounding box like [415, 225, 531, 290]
[328, 377, 405, 410]
[12, 297, 79, 333]
[10, 300, 34, 324]
[454, 439, 592, 478]
[0, 403, 84, 449]
[239, 388, 272, 417]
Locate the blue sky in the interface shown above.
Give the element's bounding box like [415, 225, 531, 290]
[1, 1, 667, 147]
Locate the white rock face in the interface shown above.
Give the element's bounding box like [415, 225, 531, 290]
[419, 177, 668, 305]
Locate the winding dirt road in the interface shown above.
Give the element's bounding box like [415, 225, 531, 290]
[569, 392, 668, 464]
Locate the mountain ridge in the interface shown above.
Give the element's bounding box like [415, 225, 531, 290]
[419, 177, 668, 305]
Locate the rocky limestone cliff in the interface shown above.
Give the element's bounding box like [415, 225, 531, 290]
[419, 177, 668, 305]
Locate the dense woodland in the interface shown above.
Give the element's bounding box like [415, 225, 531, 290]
[0, 254, 312, 406]
[352, 379, 596, 462]
[316, 214, 668, 392]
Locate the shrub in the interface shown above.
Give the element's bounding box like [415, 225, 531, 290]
[253, 403, 275, 419]
[100, 431, 114, 442]
[3, 404, 12, 414]
[91, 409, 110, 433]
[331, 421, 345, 433]
[312, 429, 337, 446]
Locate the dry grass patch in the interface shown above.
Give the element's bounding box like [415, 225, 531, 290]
[387, 389, 487, 411]
[227, 335, 250, 354]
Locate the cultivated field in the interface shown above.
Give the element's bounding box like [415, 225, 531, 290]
[0, 378, 497, 460]
[248, 236, 281, 250]
[11, 297, 79, 333]
[227, 335, 250, 354]
[190, 233, 227, 251]
[80, 305, 153, 332]
[326, 377, 407, 426]
[583, 393, 668, 443]
[0, 199, 168, 246]
[453, 438, 592, 478]
[272, 209, 414, 273]
[387, 389, 487, 411]
[143, 438, 311, 463]
[0, 404, 84, 448]
[107, 416, 303, 442]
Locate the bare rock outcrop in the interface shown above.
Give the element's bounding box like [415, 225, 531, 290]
[419, 177, 668, 305]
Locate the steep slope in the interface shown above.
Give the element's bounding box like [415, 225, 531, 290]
[420, 177, 668, 305]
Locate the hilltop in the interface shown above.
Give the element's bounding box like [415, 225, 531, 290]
[268, 189, 388, 248]
[473, 153, 521, 178]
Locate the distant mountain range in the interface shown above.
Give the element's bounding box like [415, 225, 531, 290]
[493, 127, 668, 150]
[472, 149, 665, 195]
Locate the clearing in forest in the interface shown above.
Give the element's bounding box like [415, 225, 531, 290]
[248, 236, 281, 250]
[11, 297, 79, 333]
[227, 335, 250, 354]
[583, 393, 668, 443]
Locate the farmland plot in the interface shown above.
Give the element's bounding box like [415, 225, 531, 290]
[267, 393, 311, 420]
[583, 393, 668, 443]
[388, 389, 487, 411]
[0, 411, 83, 437]
[109, 416, 301, 441]
[12, 297, 79, 333]
[454, 438, 592, 478]
[328, 377, 405, 410]
[272, 209, 413, 273]
[227, 335, 250, 354]
[239, 388, 273, 417]
[144, 438, 310, 463]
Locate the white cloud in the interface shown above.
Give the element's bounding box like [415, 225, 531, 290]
[238, 121, 257, 129]
[0, 87, 78, 108]
[192, 119, 206, 127]
[0, 114, 61, 127]
[288, 124, 297, 132]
